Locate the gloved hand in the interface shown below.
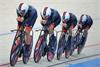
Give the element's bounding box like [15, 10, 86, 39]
[47, 23, 55, 34]
[48, 23, 55, 31]
[16, 16, 24, 22]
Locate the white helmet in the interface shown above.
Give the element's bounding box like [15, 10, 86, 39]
[62, 11, 70, 21]
[82, 15, 87, 22]
[17, 3, 29, 16]
[41, 7, 52, 19]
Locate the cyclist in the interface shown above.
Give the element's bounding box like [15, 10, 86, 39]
[16, 3, 37, 54]
[40, 7, 61, 57]
[61, 11, 77, 57]
[77, 14, 93, 46]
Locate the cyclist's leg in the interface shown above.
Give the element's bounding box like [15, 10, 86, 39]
[59, 32, 65, 48]
[67, 24, 75, 50]
[48, 25, 57, 55]
[80, 26, 89, 46]
[65, 31, 72, 52]
[49, 33, 57, 54]
[65, 22, 77, 55]
[61, 27, 68, 50]
[64, 28, 72, 58]
[24, 13, 37, 51]
[25, 26, 32, 42]
[23, 27, 33, 58]
[77, 27, 87, 54]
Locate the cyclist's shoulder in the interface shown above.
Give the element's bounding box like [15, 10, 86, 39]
[28, 5, 37, 12]
[51, 8, 59, 14]
[69, 13, 76, 18]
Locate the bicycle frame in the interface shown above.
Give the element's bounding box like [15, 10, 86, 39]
[34, 26, 58, 62]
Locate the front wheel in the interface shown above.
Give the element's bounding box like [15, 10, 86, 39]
[10, 37, 22, 66]
[34, 49, 42, 63]
[34, 36, 44, 63]
[10, 47, 20, 66]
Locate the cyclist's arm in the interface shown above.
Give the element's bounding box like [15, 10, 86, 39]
[16, 10, 24, 22]
[24, 11, 37, 27]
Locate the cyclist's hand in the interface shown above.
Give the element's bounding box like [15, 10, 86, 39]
[40, 19, 47, 24]
[24, 26, 32, 34]
[48, 23, 55, 31]
[16, 17, 24, 22]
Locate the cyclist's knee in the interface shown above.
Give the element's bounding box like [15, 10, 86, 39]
[25, 26, 33, 45]
[25, 26, 32, 33]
